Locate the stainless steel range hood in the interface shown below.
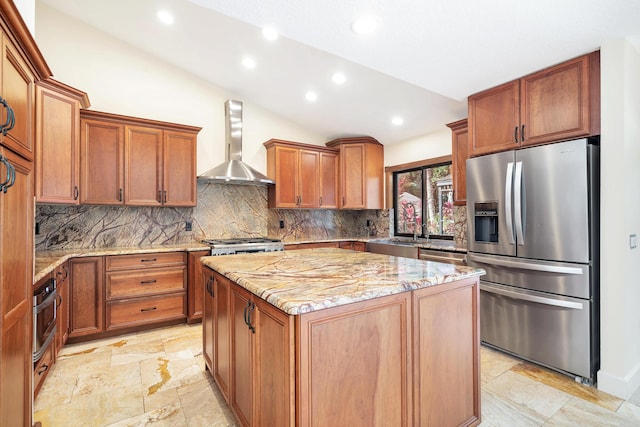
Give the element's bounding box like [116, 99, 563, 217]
[198, 100, 274, 185]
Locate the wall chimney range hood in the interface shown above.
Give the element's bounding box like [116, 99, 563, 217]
[198, 100, 274, 185]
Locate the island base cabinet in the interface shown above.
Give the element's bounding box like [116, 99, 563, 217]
[413, 278, 480, 427]
[296, 292, 412, 427]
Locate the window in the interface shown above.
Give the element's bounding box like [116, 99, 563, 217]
[393, 162, 454, 240]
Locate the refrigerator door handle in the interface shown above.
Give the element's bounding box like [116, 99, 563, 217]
[480, 282, 584, 310]
[505, 162, 515, 244]
[514, 161, 525, 245]
[468, 253, 584, 275]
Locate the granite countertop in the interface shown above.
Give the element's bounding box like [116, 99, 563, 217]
[34, 243, 210, 282]
[201, 248, 484, 315]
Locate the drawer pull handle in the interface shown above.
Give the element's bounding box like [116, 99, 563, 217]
[140, 307, 157, 312]
[37, 364, 49, 375]
[140, 280, 157, 284]
[140, 258, 157, 262]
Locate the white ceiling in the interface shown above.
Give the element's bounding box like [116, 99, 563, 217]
[39, 0, 640, 145]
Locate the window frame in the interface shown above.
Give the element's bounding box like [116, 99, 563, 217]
[386, 155, 454, 241]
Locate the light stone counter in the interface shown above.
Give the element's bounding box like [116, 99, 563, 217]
[35, 243, 210, 282]
[201, 247, 484, 315]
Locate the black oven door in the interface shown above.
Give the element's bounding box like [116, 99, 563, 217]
[33, 278, 57, 362]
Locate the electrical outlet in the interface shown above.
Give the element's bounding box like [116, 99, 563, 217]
[630, 234, 637, 249]
[279, 220, 285, 229]
[185, 221, 192, 231]
[35, 222, 40, 235]
[366, 220, 372, 227]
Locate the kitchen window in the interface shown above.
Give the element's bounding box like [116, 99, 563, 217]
[392, 160, 454, 240]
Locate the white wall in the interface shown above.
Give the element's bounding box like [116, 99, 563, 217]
[598, 38, 640, 399]
[34, 3, 326, 176]
[383, 127, 452, 167]
[14, 0, 35, 35]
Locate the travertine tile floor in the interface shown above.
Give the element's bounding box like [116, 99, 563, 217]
[34, 323, 640, 426]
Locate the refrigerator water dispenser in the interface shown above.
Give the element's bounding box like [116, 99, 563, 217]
[474, 202, 498, 243]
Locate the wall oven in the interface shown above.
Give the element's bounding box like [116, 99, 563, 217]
[33, 277, 57, 362]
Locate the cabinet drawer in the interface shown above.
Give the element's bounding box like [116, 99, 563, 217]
[33, 343, 54, 399]
[106, 293, 186, 330]
[106, 266, 186, 299]
[106, 252, 186, 271]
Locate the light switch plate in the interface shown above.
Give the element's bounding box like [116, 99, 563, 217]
[630, 234, 637, 249]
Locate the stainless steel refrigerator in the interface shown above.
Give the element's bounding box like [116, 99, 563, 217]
[466, 137, 599, 384]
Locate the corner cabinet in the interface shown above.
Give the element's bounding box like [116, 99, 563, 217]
[35, 79, 90, 204]
[264, 139, 338, 209]
[80, 110, 201, 206]
[447, 118, 468, 205]
[469, 51, 600, 157]
[326, 136, 384, 209]
[68, 257, 105, 339]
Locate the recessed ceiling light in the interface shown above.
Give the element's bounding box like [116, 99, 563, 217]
[242, 57, 256, 69]
[332, 72, 346, 85]
[305, 91, 318, 102]
[262, 26, 279, 41]
[351, 15, 379, 34]
[392, 116, 404, 126]
[157, 10, 174, 25]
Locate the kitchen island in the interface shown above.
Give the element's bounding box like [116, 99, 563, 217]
[201, 248, 485, 427]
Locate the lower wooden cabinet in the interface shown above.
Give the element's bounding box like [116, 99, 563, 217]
[338, 241, 366, 251]
[213, 272, 232, 401]
[33, 342, 54, 399]
[69, 257, 104, 338]
[105, 252, 186, 331]
[187, 250, 209, 323]
[54, 261, 70, 355]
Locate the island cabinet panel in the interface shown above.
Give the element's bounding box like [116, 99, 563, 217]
[69, 257, 105, 338]
[202, 269, 215, 372]
[231, 284, 254, 426]
[469, 51, 600, 157]
[296, 292, 412, 427]
[213, 272, 232, 401]
[412, 277, 480, 427]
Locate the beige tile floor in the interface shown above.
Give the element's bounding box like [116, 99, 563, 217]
[34, 323, 640, 426]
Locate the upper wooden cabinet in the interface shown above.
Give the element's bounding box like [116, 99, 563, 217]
[0, 31, 36, 161]
[447, 118, 468, 206]
[326, 136, 384, 209]
[468, 51, 600, 157]
[264, 139, 339, 209]
[35, 79, 90, 204]
[80, 110, 200, 206]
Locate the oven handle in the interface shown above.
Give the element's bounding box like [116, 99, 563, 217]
[480, 282, 584, 310]
[468, 254, 584, 275]
[34, 288, 57, 315]
[32, 325, 57, 363]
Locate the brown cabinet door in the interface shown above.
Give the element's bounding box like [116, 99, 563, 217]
[468, 80, 520, 157]
[35, 85, 80, 204]
[254, 298, 294, 427]
[202, 268, 215, 372]
[163, 130, 197, 206]
[124, 125, 163, 206]
[213, 273, 232, 401]
[269, 145, 299, 208]
[187, 250, 209, 323]
[448, 119, 468, 205]
[231, 284, 253, 427]
[520, 54, 592, 146]
[0, 35, 35, 161]
[0, 149, 33, 426]
[319, 151, 338, 208]
[80, 118, 124, 204]
[339, 143, 366, 208]
[412, 278, 480, 426]
[54, 262, 70, 354]
[298, 149, 319, 208]
[69, 257, 104, 338]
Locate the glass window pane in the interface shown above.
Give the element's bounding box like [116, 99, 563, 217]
[424, 165, 453, 237]
[395, 170, 422, 235]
